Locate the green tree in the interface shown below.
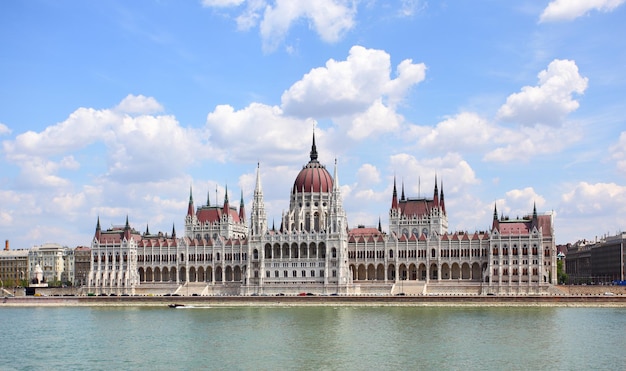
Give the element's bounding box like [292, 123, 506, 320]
[557, 259, 568, 284]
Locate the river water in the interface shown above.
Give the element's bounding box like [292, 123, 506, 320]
[1, 306, 624, 370]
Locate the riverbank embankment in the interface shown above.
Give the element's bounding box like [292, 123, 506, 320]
[2, 294, 625, 308]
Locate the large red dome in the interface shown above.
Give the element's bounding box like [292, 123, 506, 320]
[292, 132, 333, 194]
[293, 162, 333, 194]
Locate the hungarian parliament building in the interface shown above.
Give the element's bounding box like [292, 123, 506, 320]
[88, 135, 557, 296]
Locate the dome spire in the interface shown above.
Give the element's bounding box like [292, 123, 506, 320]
[310, 128, 318, 161]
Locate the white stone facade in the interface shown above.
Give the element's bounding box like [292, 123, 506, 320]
[88, 135, 557, 295]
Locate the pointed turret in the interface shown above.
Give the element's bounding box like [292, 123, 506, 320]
[333, 158, 340, 191]
[145, 223, 150, 236]
[171, 223, 176, 239]
[251, 163, 268, 236]
[440, 179, 446, 215]
[492, 203, 499, 230]
[401, 180, 406, 202]
[95, 216, 102, 241]
[223, 184, 230, 216]
[532, 201, 538, 229]
[239, 190, 246, 222]
[206, 188, 211, 207]
[391, 176, 399, 209]
[255, 162, 262, 193]
[433, 174, 439, 208]
[124, 215, 131, 240]
[378, 217, 382, 233]
[187, 186, 194, 217]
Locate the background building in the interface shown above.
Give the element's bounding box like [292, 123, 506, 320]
[28, 243, 69, 286]
[73, 246, 91, 287]
[566, 233, 626, 284]
[0, 240, 28, 293]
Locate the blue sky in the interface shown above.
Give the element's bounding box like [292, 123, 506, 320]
[1, 0, 625, 249]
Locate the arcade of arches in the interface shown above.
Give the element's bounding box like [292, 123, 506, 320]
[138, 264, 245, 283]
[350, 262, 485, 281]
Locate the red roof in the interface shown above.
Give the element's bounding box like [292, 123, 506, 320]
[196, 206, 242, 224]
[398, 198, 436, 218]
[348, 227, 385, 242]
[497, 215, 552, 237]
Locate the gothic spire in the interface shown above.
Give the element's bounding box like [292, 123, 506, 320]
[223, 184, 230, 216]
[333, 158, 341, 192]
[239, 190, 246, 222]
[255, 162, 262, 193]
[440, 179, 446, 215]
[95, 216, 102, 241]
[124, 215, 131, 241]
[492, 203, 499, 231]
[401, 180, 405, 201]
[172, 223, 176, 238]
[187, 185, 194, 217]
[391, 176, 399, 209]
[433, 174, 439, 207]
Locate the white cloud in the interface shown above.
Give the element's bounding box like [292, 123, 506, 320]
[389, 152, 479, 195]
[504, 187, 546, 212]
[3, 96, 210, 187]
[281, 46, 425, 140]
[561, 181, 626, 215]
[202, 0, 246, 7]
[3, 108, 117, 157]
[0, 123, 11, 136]
[610, 131, 626, 173]
[259, 0, 356, 52]
[398, 0, 427, 17]
[347, 99, 403, 140]
[483, 123, 582, 162]
[414, 112, 495, 152]
[356, 163, 381, 186]
[202, 0, 357, 52]
[115, 94, 164, 115]
[557, 181, 626, 241]
[540, 0, 625, 22]
[497, 59, 588, 126]
[205, 103, 319, 163]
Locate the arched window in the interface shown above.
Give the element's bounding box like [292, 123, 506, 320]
[332, 248, 337, 258]
[314, 212, 320, 231]
[389, 249, 394, 258]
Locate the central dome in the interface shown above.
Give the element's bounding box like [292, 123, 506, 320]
[292, 133, 333, 194]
